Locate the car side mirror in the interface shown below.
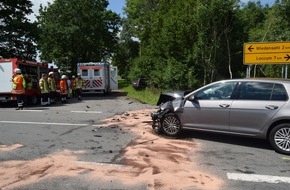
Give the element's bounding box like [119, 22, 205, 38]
[188, 95, 197, 102]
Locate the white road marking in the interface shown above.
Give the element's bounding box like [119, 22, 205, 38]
[282, 157, 290, 160]
[71, 111, 102, 114]
[92, 125, 106, 127]
[19, 110, 44, 112]
[227, 173, 290, 184]
[0, 121, 88, 126]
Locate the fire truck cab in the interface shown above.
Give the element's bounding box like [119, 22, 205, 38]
[77, 62, 118, 94]
[0, 58, 48, 104]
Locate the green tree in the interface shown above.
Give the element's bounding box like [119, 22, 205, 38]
[112, 19, 140, 80]
[124, 0, 243, 89]
[122, 0, 290, 89]
[248, 0, 290, 78]
[37, 0, 121, 71]
[0, 0, 38, 60]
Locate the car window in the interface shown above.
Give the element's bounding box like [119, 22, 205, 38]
[271, 83, 288, 101]
[195, 82, 237, 100]
[238, 82, 273, 100]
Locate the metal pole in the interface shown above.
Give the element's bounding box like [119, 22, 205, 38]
[285, 64, 288, 79]
[247, 65, 251, 78]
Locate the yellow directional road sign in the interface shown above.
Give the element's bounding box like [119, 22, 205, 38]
[244, 42, 290, 64]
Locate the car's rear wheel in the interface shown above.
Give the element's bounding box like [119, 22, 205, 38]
[269, 123, 290, 155]
[161, 113, 181, 137]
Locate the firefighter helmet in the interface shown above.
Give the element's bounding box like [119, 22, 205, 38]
[14, 68, 21, 74]
[61, 75, 67, 79]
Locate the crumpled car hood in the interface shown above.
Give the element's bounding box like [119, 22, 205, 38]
[156, 90, 191, 106]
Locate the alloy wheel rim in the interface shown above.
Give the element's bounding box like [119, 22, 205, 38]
[274, 127, 290, 152]
[163, 116, 180, 135]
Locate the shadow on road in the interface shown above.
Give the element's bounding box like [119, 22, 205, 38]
[156, 129, 273, 152]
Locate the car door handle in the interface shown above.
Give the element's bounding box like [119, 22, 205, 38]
[219, 104, 230, 108]
[265, 105, 279, 110]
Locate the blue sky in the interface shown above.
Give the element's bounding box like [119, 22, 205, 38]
[108, 0, 276, 16]
[241, 0, 275, 5]
[108, 0, 126, 16]
[30, 0, 276, 21]
[107, 0, 276, 14]
[30, 0, 126, 20]
[107, 0, 276, 13]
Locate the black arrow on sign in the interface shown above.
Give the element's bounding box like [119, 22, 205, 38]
[285, 54, 290, 61]
[248, 45, 254, 52]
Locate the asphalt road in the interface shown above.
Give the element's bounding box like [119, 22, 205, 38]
[0, 92, 155, 190]
[1, 92, 290, 190]
[181, 130, 290, 190]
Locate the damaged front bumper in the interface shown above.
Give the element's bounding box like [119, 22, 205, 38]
[151, 111, 162, 128]
[151, 107, 171, 133]
[151, 98, 183, 134]
[151, 110, 163, 133]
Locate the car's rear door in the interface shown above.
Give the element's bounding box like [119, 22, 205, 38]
[230, 82, 287, 135]
[181, 81, 237, 132]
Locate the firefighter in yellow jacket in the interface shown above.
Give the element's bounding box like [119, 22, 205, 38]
[39, 73, 50, 106]
[11, 68, 26, 110]
[74, 73, 84, 100]
[48, 72, 56, 103]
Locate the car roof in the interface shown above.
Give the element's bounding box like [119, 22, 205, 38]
[221, 78, 290, 84]
[184, 78, 290, 99]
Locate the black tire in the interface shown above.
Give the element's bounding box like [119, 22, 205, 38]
[269, 123, 290, 155]
[161, 113, 181, 137]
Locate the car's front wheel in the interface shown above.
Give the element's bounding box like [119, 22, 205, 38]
[269, 123, 290, 155]
[161, 113, 181, 137]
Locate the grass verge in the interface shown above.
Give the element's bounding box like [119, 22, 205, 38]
[119, 79, 161, 106]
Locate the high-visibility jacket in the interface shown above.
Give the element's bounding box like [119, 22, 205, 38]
[26, 82, 32, 90]
[59, 79, 68, 95]
[11, 74, 26, 94]
[75, 77, 84, 89]
[48, 77, 56, 92]
[39, 78, 50, 93]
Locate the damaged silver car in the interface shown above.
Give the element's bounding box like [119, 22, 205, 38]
[151, 79, 290, 155]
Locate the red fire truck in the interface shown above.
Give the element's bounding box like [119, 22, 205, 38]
[0, 58, 48, 104]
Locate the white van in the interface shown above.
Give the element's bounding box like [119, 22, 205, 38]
[77, 62, 118, 94]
